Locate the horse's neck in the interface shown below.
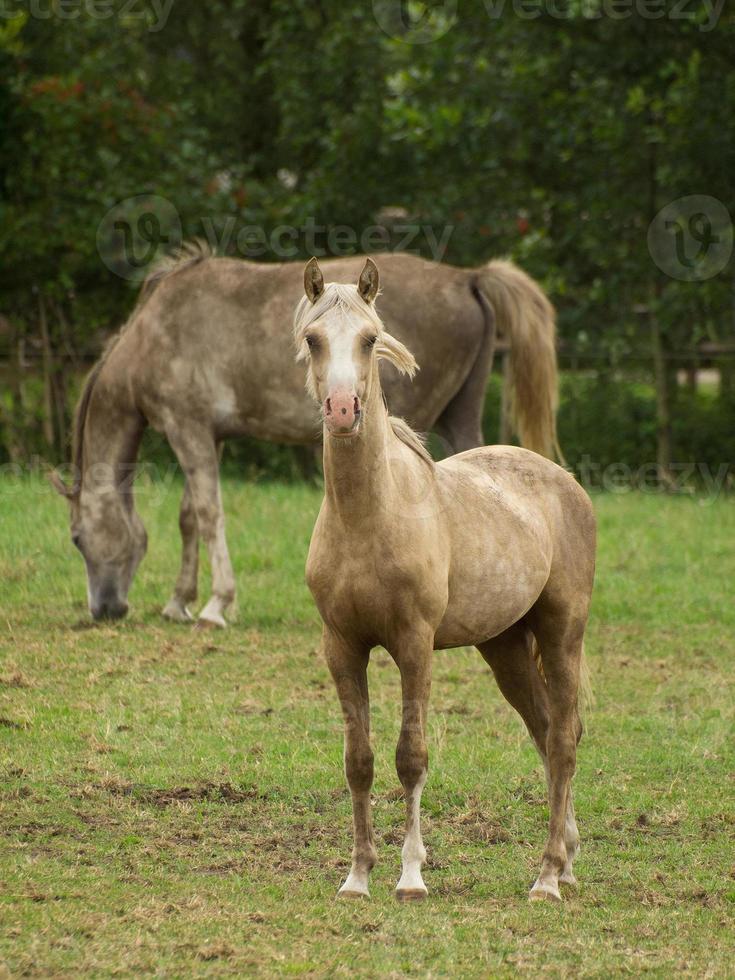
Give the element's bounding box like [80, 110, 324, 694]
[322, 387, 397, 523]
[81, 370, 144, 501]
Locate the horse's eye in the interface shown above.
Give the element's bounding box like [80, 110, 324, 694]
[364, 335, 377, 350]
[306, 336, 318, 351]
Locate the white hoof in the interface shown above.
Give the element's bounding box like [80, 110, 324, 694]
[396, 886, 428, 903]
[196, 599, 227, 629]
[162, 598, 194, 623]
[396, 863, 427, 902]
[338, 871, 370, 899]
[559, 870, 578, 887]
[338, 886, 370, 900]
[196, 614, 227, 630]
[529, 881, 562, 903]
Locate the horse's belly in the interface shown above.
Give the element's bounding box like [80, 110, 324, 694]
[433, 561, 550, 650]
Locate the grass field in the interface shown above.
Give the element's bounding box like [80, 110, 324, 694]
[1, 477, 733, 978]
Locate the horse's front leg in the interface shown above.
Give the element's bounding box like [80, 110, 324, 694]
[163, 479, 198, 623]
[323, 628, 376, 899]
[167, 427, 235, 628]
[390, 626, 433, 902]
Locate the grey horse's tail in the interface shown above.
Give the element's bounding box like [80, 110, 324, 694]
[475, 259, 563, 462]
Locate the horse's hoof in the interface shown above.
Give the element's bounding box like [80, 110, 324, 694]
[162, 599, 193, 623]
[559, 871, 578, 887]
[529, 883, 562, 903]
[338, 887, 369, 900]
[395, 888, 428, 903]
[196, 614, 227, 630]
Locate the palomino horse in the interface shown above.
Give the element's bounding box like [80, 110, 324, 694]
[299, 258, 595, 902]
[52, 243, 561, 626]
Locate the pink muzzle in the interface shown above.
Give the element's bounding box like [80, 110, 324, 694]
[324, 388, 361, 435]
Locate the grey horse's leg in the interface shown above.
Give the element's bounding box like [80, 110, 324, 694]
[434, 287, 496, 453]
[162, 479, 199, 623]
[166, 425, 235, 628]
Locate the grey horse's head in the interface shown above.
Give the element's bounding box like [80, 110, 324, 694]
[51, 470, 147, 621]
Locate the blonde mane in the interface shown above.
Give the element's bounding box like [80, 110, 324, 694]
[293, 282, 432, 467]
[389, 416, 434, 467]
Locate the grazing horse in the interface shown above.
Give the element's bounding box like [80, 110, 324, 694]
[298, 258, 596, 902]
[52, 243, 561, 626]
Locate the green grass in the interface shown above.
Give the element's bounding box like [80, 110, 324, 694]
[1, 478, 733, 978]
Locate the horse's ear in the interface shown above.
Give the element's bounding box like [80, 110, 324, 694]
[304, 257, 325, 303]
[376, 332, 418, 378]
[49, 469, 73, 499]
[357, 258, 380, 304]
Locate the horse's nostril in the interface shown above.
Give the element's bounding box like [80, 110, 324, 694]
[354, 397, 360, 414]
[341, 408, 346, 415]
[325, 398, 332, 415]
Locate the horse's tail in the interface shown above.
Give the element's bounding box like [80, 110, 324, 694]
[475, 259, 563, 461]
[578, 643, 594, 719]
[532, 638, 594, 722]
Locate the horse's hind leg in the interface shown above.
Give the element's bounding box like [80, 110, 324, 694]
[478, 619, 581, 901]
[433, 292, 495, 453]
[166, 425, 235, 628]
[163, 479, 198, 623]
[525, 598, 587, 903]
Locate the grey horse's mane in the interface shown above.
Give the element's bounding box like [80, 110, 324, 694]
[71, 240, 214, 493]
[294, 282, 433, 468]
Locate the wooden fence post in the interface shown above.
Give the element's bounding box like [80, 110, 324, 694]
[649, 307, 674, 487]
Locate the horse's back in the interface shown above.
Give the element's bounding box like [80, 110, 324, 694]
[114, 254, 485, 441]
[442, 444, 595, 563]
